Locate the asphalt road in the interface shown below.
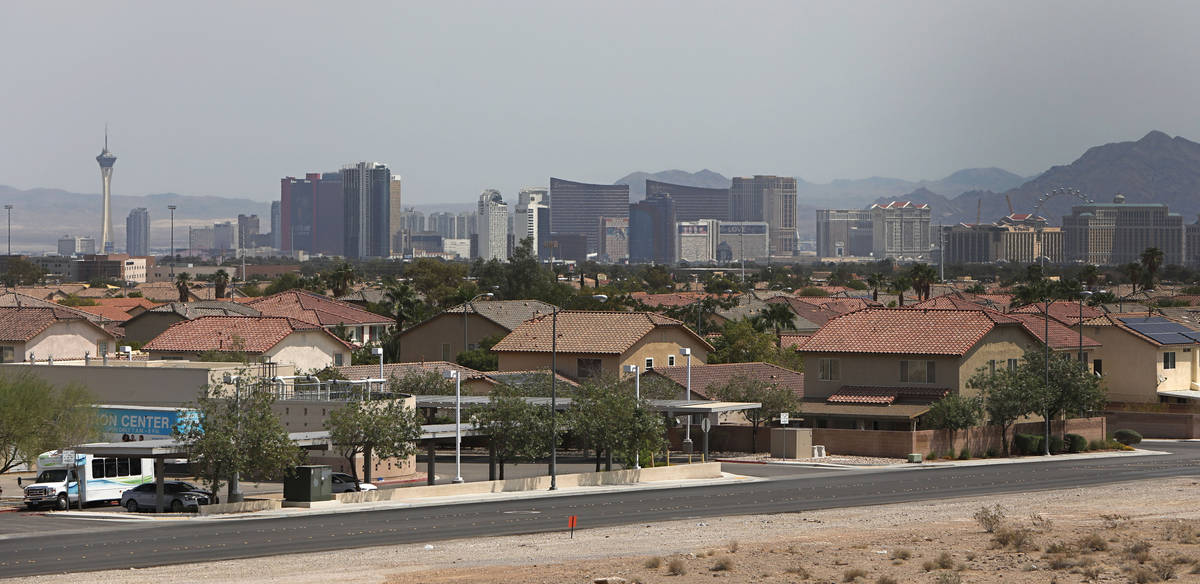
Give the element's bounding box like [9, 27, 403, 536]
[3, 443, 1198, 579]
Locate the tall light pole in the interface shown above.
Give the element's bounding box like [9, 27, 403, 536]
[4, 204, 11, 256]
[680, 347, 693, 454]
[1042, 294, 1051, 456]
[223, 373, 244, 503]
[623, 364, 641, 469]
[168, 205, 177, 277]
[372, 346, 384, 389]
[1078, 290, 1092, 367]
[549, 294, 607, 490]
[463, 292, 495, 358]
[443, 369, 464, 484]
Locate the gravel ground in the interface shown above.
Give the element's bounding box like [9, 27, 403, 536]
[15, 477, 1200, 584]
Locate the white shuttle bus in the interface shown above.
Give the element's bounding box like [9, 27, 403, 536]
[23, 451, 155, 510]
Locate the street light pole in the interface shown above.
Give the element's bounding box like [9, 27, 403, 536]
[372, 346, 384, 392]
[680, 347, 693, 453]
[168, 205, 177, 277]
[4, 204, 12, 256]
[463, 292, 495, 359]
[549, 306, 558, 490]
[443, 370, 464, 484]
[623, 364, 641, 469]
[1043, 296, 1051, 456]
[224, 373, 244, 503]
[1078, 290, 1092, 367]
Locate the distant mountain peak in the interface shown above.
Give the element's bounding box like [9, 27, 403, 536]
[614, 169, 732, 198]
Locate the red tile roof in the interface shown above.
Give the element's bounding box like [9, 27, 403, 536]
[338, 361, 495, 384]
[778, 333, 811, 350]
[144, 316, 352, 354]
[1004, 312, 1100, 349]
[645, 362, 804, 400]
[827, 386, 950, 405]
[1010, 300, 1103, 326]
[0, 307, 117, 342]
[768, 296, 878, 327]
[491, 311, 713, 355]
[247, 290, 394, 327]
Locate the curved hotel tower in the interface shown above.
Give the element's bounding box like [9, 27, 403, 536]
[96, 131, 118, 253]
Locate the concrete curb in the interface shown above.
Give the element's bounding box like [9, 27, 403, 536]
[717, 448, 1164, 470]
[715, 458, 863, 469]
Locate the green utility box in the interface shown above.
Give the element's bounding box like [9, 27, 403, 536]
[284, 465, 332, 502]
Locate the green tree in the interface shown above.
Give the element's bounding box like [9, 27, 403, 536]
[923, 394, 983, 456]
[213, 269, 230, 300]
[639, 264, 675, 293]
[325, 397, 422, 485]
[456, 334, 502, 371]
[569, 375, 665, 470]
[175, 272, 192, 303]
[865, 273, 886, 302]
[386, 368, 456, 398]
[1017, 349, 1106, 448]
[1140, 247, 1164, 290]
[326, 262, 358, 297]
[1123, 262, 1143, 295]
[378, 279, 427, 361]
[708, 319, 779, 364]
[405, 258, 469, 308]
[173, 381, 304, 501]
[0, 373, 99, 474]
[759, 302, 797, 338]
[708, 374, 798, 453]
[908, 263, 938, 302]
[470, 384, 554, 478]
[890, 274, 913, 306]
[969, 367, 1033, 457]
[1, 257, 46, 286]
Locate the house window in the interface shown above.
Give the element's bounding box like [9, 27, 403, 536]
[577, 358, 602, 378]
[668, 355, 676, 366]
[1094, 359, 1103, 375]
[1007, 359, 1018, 372]
[987, 360, 996, 375]
[645, 357, 654, 370]
[900, 360, 936, 383]
[97, 342, 109, 356]
[441, 343, 452, 361]
[818, 358, 840, 381]
[0, 346, 13, 363]
[1164, 352, 1176, 370]
[334, 353, 344, 366]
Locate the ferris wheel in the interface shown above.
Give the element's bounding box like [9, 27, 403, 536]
[1033, 187, 1094, 220]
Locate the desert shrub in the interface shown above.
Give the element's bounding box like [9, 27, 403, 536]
[711, 556, 735, 572]
[1079, 532, 1108, 552]
[1030, 513, 1054, 531]
[935, 551, 954, 569]
[1065, 433, 1088, 453]
[1013, 433, 1043, 455]
[1047, 555, 1073, 570]
[926, 451, 936, 462]
[985, 447, 998, 458]
[922, 560, 936, 572]
[974, 504, 1006, 533]
[1101, 514, 1131, 528]
[1191, 563, 1200, 574]
[891, 549, 912, 561]
[842, 567, 867, 582]
[667, 558, 687, 575]
[1045, 540, 1070, 554]
[1080, 565, 1103, 580]
[1124, 540, 1153, 563]
[958, 448, 970, 460]
[1127, 566, 1158, 584]
[728, 540, 739, 553]
[644, 557, 662, 569]
[1114, 429, 1143, 445]
[1164, 521, 1198, 544]
[1154, 561, 1177, 581]
[785, 565, 811, 578]
[1049, 435, 1066, 454]
[993, 526, 1036, 551]
[1088, 438, 1105, 451]
[935, 572, 962, 584]
[876, 576, 898, 584]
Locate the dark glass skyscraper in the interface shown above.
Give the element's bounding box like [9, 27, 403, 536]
[645, 180, 730, 222]
[126, 208, 149, 256]
[629, 193, 677, 264]
[730, 175, 797, 256]
[343, 161, 394, 258]
[280, 172, 344, 255]
[549, 177, 629, 253]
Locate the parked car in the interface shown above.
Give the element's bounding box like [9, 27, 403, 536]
[331, 472, 378, 493]
[121, 481, 213, 513]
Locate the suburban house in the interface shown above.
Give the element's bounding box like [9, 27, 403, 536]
[394, 299, 557, 362]
[644, 361, 805, 401]
[142, 316, 353, 371]
[247, 290, 394, 345]
[0, 306, 121, 363]
[491, 311, 713, 379]
[121, 301, 263, 344]
[68, 297, 160, 324]
[1077, 313, 1200, 403]
[1010, 300, 1104, 326]
[766, 296, 880, 330]
[795, 308, 1099, 430]
[338, 361, 498, 395]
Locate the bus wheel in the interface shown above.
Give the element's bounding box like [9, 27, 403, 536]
[56, 494, 69, 510]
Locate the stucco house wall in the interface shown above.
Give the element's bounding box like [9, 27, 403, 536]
[24, 320, 117, 361]
[398, 314, 508, 363]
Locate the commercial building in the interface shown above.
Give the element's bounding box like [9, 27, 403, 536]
[237, 214, 260, 249]
[870, 201, 931, 260]
[213, 222, 238, 251]
[280, 172, 343, 255]
[1062, 194, 1184, 266]
[126, 208, 149, 257]
[388, 175, 403, 255]
[942, 214, 1063, 264]
[477, 190, 509, 261]
[715, 221, 769, 263]
[815, 209, 873, 259]
[514, 187, 548, 254]
[343, 162, 394, 258]
[598, 217, 629, 263]
[428, 212, 459, 239]
[187, 227, 214, 252]
[645, 180, 729, 222]
[270, 201, 281, 250]
[730, 175, 796, 256]
[442, 238, 470, 259]
[58, 235, 96, 257]
[629, 193, 676, 264]
[549, 177, 629, 254]
[676, 220, 719, 264]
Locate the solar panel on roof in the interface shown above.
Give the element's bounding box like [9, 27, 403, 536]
[1120, 317, 1200, 344]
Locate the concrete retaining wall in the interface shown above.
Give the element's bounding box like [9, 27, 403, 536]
[336, 462, 722, 504]
[198, 499, 282, 516]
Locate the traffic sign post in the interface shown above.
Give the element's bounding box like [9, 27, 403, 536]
[779, 412, 789, 426]
[700, 418, 711, 462]
[568, 515, 577, 538]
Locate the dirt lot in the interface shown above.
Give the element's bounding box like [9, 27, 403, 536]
[19, 477, 1200, 584]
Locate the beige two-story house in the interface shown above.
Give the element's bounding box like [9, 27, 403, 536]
[395, 300, 557, 362]
[796, 308, 1099, 430]
[1077, 313, 1200, 404]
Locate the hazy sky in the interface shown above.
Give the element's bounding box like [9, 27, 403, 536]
[3, 1, 1200, 205]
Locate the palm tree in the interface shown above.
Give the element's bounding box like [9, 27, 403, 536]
[174, 272, 192, 303]
[1124, 262, 1143, 295]
[213, 269, 230, 300]
[759, 302, 797, 338]
[380, 280, 424, 361]
[1079, 264, 1101, 290]
[1140, 247, 1164, 291]
[890, 275, 913, 307]
[326, 263, 357, 297]
[866, 273, 885, 302]
[908, 263, 938, 302]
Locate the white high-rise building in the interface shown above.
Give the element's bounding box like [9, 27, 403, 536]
[477, 189, 509, 261]
[515, 187, 547, 253]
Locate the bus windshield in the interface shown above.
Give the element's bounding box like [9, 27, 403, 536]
[36, 469, 70, 483]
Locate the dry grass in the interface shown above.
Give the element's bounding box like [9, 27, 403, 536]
[642, 556, 661, 569]
[667, 557, 686, 576]
[974, 504, 1006, 533]
[1124, 539, 1153, 563]
[710, 556, 735, 572]
[993, 526, 1036, 551]
[876, 576, 898, 584]
[842, 567, 868, 582]
[727, 540, 739, 553]
[890, 548, 912, 561]
[1079, 532, 1108, 552]
[784, 565, 811, 578]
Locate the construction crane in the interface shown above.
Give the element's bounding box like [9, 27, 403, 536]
[1005, 194, 1014, 215]
[976, 199, 981, 225]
